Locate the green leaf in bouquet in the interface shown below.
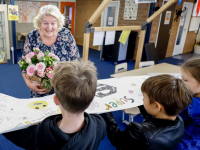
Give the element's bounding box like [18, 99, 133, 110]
[39, 56, 44, 62]
[45, 80, 51, 90]
[45, 51, 50, 56]
[41, 78, 44, 85]
[19, 57, 24, 61]
[43, 61, 47, 67]
[52, 58, 58, 61]
[21, 64, 29, 70]
[31, 57, 38, 64]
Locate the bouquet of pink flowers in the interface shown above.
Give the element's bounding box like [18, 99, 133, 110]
[18, 48, 60, 90]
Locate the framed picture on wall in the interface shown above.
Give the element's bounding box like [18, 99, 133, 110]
[123, 0, 138, 20]
[15, 1, 58, 23]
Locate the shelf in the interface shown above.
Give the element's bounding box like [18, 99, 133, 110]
[0, 60, 8, 64]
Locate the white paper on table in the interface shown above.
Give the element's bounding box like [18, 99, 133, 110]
[105, 31, 116, 45]
[0, 75, 153, 134]
[93, 31, 104, 46]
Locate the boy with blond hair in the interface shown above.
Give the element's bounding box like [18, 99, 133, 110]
[3, 60, 106, 150]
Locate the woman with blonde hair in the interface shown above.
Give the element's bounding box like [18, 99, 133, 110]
[22, 5, 80, 98]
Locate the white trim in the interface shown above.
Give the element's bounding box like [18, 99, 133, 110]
[99, 1, 120, 51]
[100, 1, 120, 27]
[0, 4, 10, 59]
[173, 2, 194, 55]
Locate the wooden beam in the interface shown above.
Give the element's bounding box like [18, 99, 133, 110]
[134, 30, 146, 69]
[88, 0, 112, 24]
[82, 33, 90, 61]
[94, 26, 141, 32]
[146, 0, 176, 23]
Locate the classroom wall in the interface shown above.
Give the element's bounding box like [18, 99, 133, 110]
[7, 0, 197, 60]
[75, 0, 101, 50]
[75, 0, 197, 60]
[75, 0, 149, 52]
[149, 0, 197, 58]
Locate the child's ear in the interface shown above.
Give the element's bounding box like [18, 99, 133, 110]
[53, 95, 60, 105]
[154, 102, 161, 111]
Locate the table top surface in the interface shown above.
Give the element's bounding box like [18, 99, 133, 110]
[110, 63, 181, 78]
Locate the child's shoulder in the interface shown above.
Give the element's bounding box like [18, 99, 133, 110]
[137, 115, 184, 137]
[86, 113, 106, 128]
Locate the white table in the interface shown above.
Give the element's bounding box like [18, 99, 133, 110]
[110, 63, 181, 78]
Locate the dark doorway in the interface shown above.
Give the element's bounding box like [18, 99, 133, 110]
[156, 2, 176, 60]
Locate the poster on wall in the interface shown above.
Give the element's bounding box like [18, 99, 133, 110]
[189, 17, 200, 31]
[164, 11, 171, 25]
[135, 0, 157, 3]
[123, 0, 138, 20]
[8, 5, 18, 21]
[15, 1, 57, 23]
[192, 0, 200, 17]
[108, 17, 113, 26]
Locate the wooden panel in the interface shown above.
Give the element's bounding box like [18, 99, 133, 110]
[135, 30, 146, 69]
[82, 33, 90, 61]
[94, 26, 141, 31]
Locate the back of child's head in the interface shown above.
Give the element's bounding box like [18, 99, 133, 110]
[181, 58, 200, 83]
[141, 74, 193, 116]
[51, 60, 97, 113]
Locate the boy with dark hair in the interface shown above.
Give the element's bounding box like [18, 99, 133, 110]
[3, 60, 106, 150]
[102, 74, 193, 150]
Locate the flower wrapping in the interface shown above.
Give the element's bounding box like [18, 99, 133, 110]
[18, 48, 60, 90]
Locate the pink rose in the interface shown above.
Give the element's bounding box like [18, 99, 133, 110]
[37, 51, 44, 59]
[54, 62, 59, 67]
[37, 71, 45, 77]
[46, 72, 53, 79]
[25, 57, 31, 63]
[36, 62, 46, 71]
[53, 56, 60, 61]
[35, 47, 39, 50]
[25, 53, 30, 59]
[28, 52, 36, 58]
[46, 66, 53, 73]
[49, 53, 55, 57]
[26, 65, 36, 77]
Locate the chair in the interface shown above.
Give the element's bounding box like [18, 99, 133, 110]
[17, 32, 27, 53]
[114, 63, 140, 125]
[114, 62, 127, 74]
[144, 43, 159, 64]
[139, 61, 155, 68]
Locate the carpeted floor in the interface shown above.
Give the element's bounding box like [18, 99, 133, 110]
[0, 46, 189, 150]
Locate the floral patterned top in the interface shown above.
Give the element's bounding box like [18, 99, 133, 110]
[23, 27, 80, 98]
